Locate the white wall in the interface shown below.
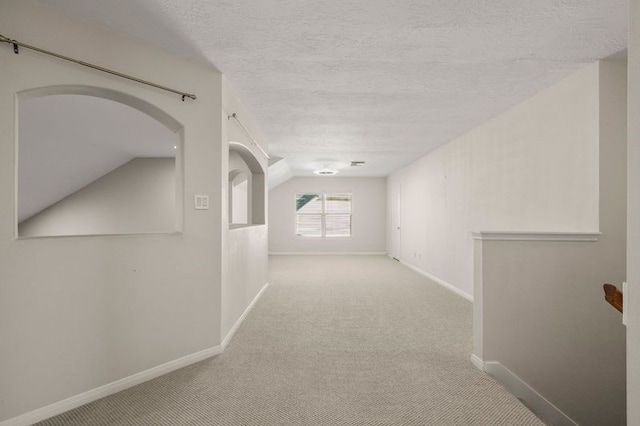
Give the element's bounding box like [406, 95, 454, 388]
[0, 1, 224, 422]
[19, 158, 176, 237]
[224, 225, 268, 339]
[478, 236, 626, 425]
[473, 60, 627, 426]
[387, 63, 601, 297]
[269, 177, 386, 253]
[221, 77, 269, 341]
[390, 60, 626, 424]
[628, 0, 640, 422]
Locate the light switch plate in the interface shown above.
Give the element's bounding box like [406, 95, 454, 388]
[194, 194, 209, 210]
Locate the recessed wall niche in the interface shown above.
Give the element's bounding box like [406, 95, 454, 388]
[17, 89, 183, 237]
[229, 170, 249, 225]
[228, 142, 265, 228]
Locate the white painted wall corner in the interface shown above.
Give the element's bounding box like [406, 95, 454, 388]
[221, 281, 270, 349]
[483, 361, 579, 426]
[0, 345, 223, 426]
[2, 283, 271, 426]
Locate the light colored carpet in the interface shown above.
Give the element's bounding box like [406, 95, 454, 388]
[37, 255, 545, 425]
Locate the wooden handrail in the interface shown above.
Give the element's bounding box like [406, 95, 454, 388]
[603, 284, 623, 313]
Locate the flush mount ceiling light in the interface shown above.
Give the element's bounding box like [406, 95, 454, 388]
[313, 167, 338, 176]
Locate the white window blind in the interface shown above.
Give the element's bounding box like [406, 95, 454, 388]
[296, 192, 351, 237]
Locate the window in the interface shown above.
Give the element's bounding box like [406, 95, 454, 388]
[296, 192, 351, 237]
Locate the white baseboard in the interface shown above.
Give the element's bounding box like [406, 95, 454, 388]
[471, 231, 600, 242]
[221, 282, 270, 350]
[483, 361, 579, 426]
[3, 281, 272, 426]
[399, 260, 473, 302]
[1, 345, 222, 426]
[269, 252, 387, 256]
[470, 354, 485, 371]
[3, 283, 271, 426]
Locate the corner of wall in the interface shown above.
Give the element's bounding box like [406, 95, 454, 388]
[484, 362, 579, 426]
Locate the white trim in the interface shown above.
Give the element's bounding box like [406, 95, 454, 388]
[484, 361, 579, 426]
[470, 231, 601, 242]
[399, 260, 473, 302]
[470, 354, 485, 371]
[472, 240, 484, 366]
[1, 345, 222, 426]
[269, 251, 387, 256]
[3, 281, 272, 426]
[221, 282, 270, 350]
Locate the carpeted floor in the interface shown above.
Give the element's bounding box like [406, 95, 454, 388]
[37, 255, 544, 425]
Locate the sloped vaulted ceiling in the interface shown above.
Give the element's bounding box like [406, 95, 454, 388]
[19, 94, 177, 222]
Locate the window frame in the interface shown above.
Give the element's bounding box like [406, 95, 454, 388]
[295, 191, 352, 238]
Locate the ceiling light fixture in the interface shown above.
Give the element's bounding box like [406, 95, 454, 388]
[313, 167, 338, 176]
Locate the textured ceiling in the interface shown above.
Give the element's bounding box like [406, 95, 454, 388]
[40, 0, 628, 178]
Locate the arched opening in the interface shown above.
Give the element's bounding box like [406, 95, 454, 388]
[16, 86, 183, 237]
[228, 142, 265, 228]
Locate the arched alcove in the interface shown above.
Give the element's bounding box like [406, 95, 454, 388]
[228, 142, 265, 228]
[229, 169, 249, 225]
[16, 86, 184, 237]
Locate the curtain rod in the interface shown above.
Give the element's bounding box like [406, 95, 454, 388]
[0, 33, 197, 101]
[228, 113, 270, 160]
